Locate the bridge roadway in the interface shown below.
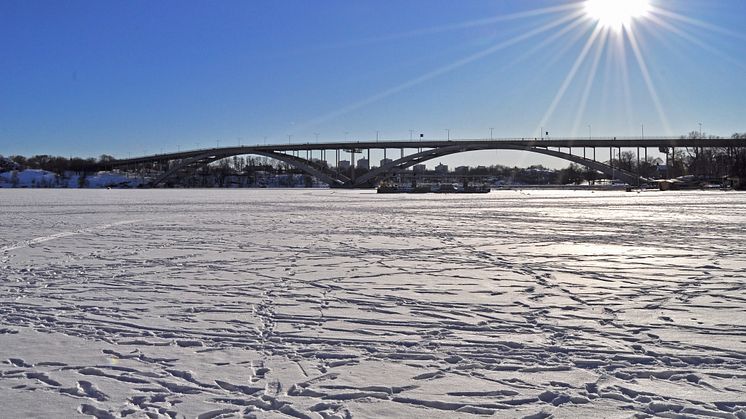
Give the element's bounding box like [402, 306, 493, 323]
[101, 137, 744, 188]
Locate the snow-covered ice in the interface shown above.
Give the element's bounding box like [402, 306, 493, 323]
[1, 189, 745, 418]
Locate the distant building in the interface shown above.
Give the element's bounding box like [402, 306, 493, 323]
[434, 163, 449, 174]
[454, 166, 469, 175]
[338, 160, 351, 170]
[472, 165, 489, 175]
[357, 158, 370, 170]
[380, 158, 393, 167]
[413, 164, 426, 174]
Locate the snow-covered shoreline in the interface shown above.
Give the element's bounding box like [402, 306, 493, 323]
[0, 169, 143, 189]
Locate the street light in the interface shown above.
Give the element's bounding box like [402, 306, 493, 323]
[699, 122, 703, 138]
[314, 133, 319, 142]
[376, 130, 379, 142]
[445, 129, 450, 141]
[490, 128, 494, 140]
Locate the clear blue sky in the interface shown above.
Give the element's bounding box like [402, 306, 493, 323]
[2, 0, 745, 168]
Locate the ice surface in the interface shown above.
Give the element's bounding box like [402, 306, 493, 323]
[1, 189, 745, 418]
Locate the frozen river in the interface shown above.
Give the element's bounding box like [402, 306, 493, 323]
[1, 189, 745, 418]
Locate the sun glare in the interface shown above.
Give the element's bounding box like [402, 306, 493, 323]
[585, 0, 651, 32]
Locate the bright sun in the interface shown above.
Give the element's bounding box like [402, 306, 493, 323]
[585, 0, 651, 32]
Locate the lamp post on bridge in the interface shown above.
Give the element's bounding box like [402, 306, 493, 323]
[445, 129, 450, 141]
[490, 128, 494, 140]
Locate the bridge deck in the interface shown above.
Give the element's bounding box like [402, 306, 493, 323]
[108, 137, 744, 166]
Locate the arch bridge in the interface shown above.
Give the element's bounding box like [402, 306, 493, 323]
[100, 137, 744, 188]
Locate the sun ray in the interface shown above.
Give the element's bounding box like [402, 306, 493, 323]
[539, 18, 599, 72]
[650, 7, 746, 41]
[625, 25, 672, 135]
[598, 28, 615, 136]
[571, 29, 608, 136]
[537, 23, 605, 136]
[494, 20, 592, 173]
[309, 3, 585, 52]
[616, 29, 635, 133]
[647, 14, 746, 70]
[299, 9, 586, 130]
[293, 1, 735, 141]
[504, 15, 590, 70]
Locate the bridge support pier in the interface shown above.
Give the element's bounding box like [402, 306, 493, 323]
[637, 147, 641, 187]
[671, 147, 676, 172]
[351, 151, 356, 182]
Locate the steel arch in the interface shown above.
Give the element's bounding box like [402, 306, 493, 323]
[149, 150, 349, 187]
[354, 144, 644, 187]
